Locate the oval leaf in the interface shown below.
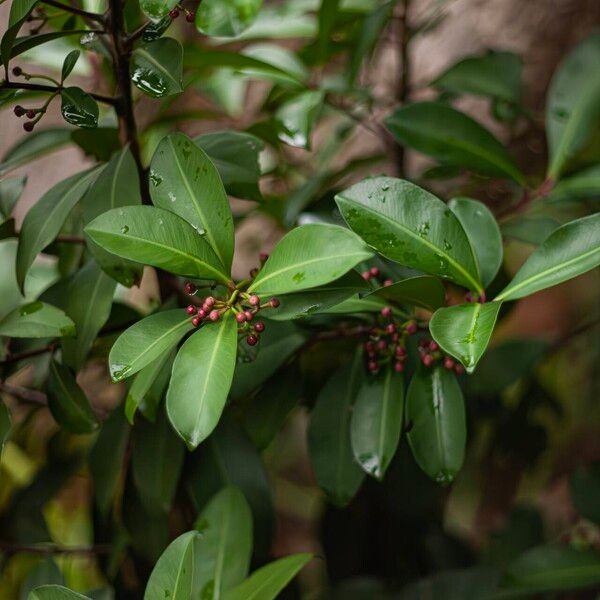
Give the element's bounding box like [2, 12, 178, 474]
[167, 313, 237, 449]
[495, 213, 600, 301]
[28, 585, 90, 600]
[84, 206, 229, 284]
[109, 309, 194, 382]
[335, 177, 482, 292]
[429, 302, 502, 373]
[47, 360, 98, 434]
[350, 365, 404, 480]
[308, 354, 366, 506]
[196, 0, 263, 37]
[366, 275, 446, 312]
[61, 50, 80, 82]
[131, 38, 183, 98]
[150, 132, 234, 271]
[60, 87, 98, 128]
[274, 90, 324, 150]
[248, 223, 372, 296]
[0, 301, 75, 338]
[406, 365, 466, 484]
[385, 102, 525, 184]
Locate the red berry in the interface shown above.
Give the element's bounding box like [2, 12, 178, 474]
[254, 321, 265, 333]
[23, 121, 34, 132]
[381, 306, 392, 318]
[244, 310, 254, 321]
[429, 341, 439, 352]
[248, 294, 260, 306]
[443, 357, 455, 370]
[26, 109, 36, 119]
[367, 360, 378, 372]
[270, 297, 280, 308]
[370, 267, 380, 277]
[185, 11, 194, 22]
[246, 335, 258, 346]
[186, 305, 196, 315]
[361, 271, 372, 281]
[405, 322, 417, 335]
[235, 312, 246, 323]
[385, 323, 396, 334]
[12, 66, 22, 76]
[367, 351, 377, 359]
[383, 279, 393, 287]
[168, 7, 179, 18]
[395, 346, 406, 357]
[465, 291, 473, 303]
[184, 282, 196, 294]
[422, 354, 433, 367]
[377, 340, 387, 351]
[394, 362, 404, 373]
[391, 333, 399, 342]
[191, 317, 200, 327]
[418, 338, 428, 348]
[205, 296, 215, 307]
[13, 105, 25, 117]
[197, 309, 206, 319]
[209, 310, 220, 322]
[455, 364, 465, 375]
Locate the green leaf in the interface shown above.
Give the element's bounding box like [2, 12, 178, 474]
[0, 399, 11, 452]
[498, 545, 600, 595]
[84, 206, 229, 284]
[547, 33, 600, 179]
[502, 216, 560, 246]
[274, 90, 324, 150]
[429, 302, 501, 372]
[317, 0, 340, 60]
[366, 275, 446, 312]
[0, 301, 74, 338]
[385, 102, 525, 184]
[0, 175, 26, 218]
[448, 197, 502, 288]
[432, 51, 522, 104]
[308, 355, 366, 506]
[150, 132, 234, 272]
[335, 177, 482, 292]
[194, 131, 264, 202]
[61, 261, 116, 370]
[132, 409, 185, 515]
[144, 531, 200, 600]
[193, 486, 253, 599]
[7, 31, 87, 62]
[83, 147, 143, 287]
[28, 585, 90, 600]
[109, 309, 193, 382]
[549, 164, 600, 203]
[248, 223, 372, 296]
[20, 558, 65, 598]
[350, 365, 404, 481]
[224, 553, 312, 600]
[406, 365, 466, 484]
[139, 0, 177, 21]
[131, 38, 183, 98]
[71, 128, 121, 162]
[196, 0, 263, 37]
[8, 0, 37, 26]
[60, 87, 99, 129]
[61, 50, 80, 82]
[16, 169, 97, 291]
[571, 464, 600, 526]
[47, 360, 99, 434]
[495, 213, 600, 301]
[167, 314, 237, 449]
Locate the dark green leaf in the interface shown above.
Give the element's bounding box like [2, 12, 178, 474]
[132, 409, 185, 514]
[0, 301, 75, 338]
[448, 197, 502, 288]
[28, 586, 90, 600]
[224, 553, 312, 600]
[495, 213, 600, 301]
[335, 177, 482, 292]
[571, 464, 600, 525]
[248, 223, 372, 296]
[549, 164, 600, 203]
[131, 38, 183, 98]
[308, 355, 366, 506]
[193, 486, 253, 598]
[16, 169, 97, 291]
[71, 128, 121, 162]
[196, 0, 263, 37]
[20, 559, 65, 599]
[502, 216, 560, 246]
[61, 50, 80, 82]
[8, 31, 87, 61]
[0, 175, 26, 218]
[60, 87, 98, 128]
[429, 302, 502, 372]
[317, 0, 339, 60]
[385, 102, 525, 184]
[150, 132, 234, 271]
[274, 90, 324, 150]
[167, 313, 237, 449]
[406, 366, 466, 484]
[8, 0, 37, 26]
[139, 0, 177, 21]
[47, 360, 99, 434]
[366, 275, 446, 312]
[108, 309, 193, 382]
[84, 206, 229, 284]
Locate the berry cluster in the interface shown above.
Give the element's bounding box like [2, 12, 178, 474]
[11, 67, 55, 132]
[417, 338, 465, 375]
[361, 266, 394, 287]
[168, 4, 195, 22]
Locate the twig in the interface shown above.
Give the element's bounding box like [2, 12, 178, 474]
[0, 344, 55, 366]
[393, 0, 411, 176]
[0, 382, 47, 405]
[0, 81, 117, 106]
[41, 0, 106, 25]
[0, 541, 112, 556]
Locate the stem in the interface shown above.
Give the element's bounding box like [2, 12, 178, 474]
[0, 382, 47, 405]
[393, 0, 410, 176]
[125, 20, 152, 48]
[0, 345, 56, 366]
[0, 81, 117, 106]
[0, 542, 112, 556]
[41, 0, 106, 24]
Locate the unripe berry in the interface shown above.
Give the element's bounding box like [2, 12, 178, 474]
[185, 10, 194, 22]
[394, 361, 405, 373]
[383, 279, 393, 287]
[186, 305, 196, 315]
[23, 121, 34, 132]
[184, 281, 196, 294]
[197, 309, 206, 319]
[205, 296, 215, 307]
[191, 317, 200, 327]
[455, 364, 465, 375]
[381, 306, 392, 318]
[254, 321, 265, 333]
[26, 109, 36, 119]
[361, 270, 371, 281]
[13, 105, 25, 117]
[405, 322, 417, 335]
[12, 66, 22, 76]
[244, 310, 254, 321]
[209, 310, 220, 322]
[270, 297, 280, 308]
[246, 335, 258, 346]
[169, 7, 179, 17]
[248, 294, 260, 306]
[370, 266, 380, 277]
[429, 341, 439, 352]
[385, 323, 396, 334]
[443, 357, 455, 370]
[235, 312, 246, 323]
[422, 354, 433, 367]
[367, 360, 378, 372]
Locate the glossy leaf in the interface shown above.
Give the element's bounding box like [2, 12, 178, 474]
[193, 486, 253, 598]
[495, 213, 600, 301]
[150, 132, 234, 271]
[274, 90, 324, 150]
[547, 33, 600, 179]
[350, 366, 404, 480]
[144, 531, 199, 600]
[248, 223, 372, 296]
[83, 147, 143, 287]
[448, 197, 502, 287]
[196, 0, 263, 37]
[366, 275, 446, 312]
[61, 50, 80, 82]
[84, 206, 229, 284]
[308, 355, 366, 506]
[60, 87, 99, 129]
[28, 586, 90, 600]
[62, 261, 116, 370]
[167, 314, 237, 449]
[47, 360, 98, 434]
[406, 366, 466, 484]
[108, 309, 194, 382]
[429, 302, 501, 372]
[139, 0, 178, 21]
[132, 409, 184, 515]
[0, 301, 74, 338]
[16, 169, 97, 291]
[131, 38, 183, 98]
[8, 0, 38, 27]
[224, 553, 312, 600]
[385, 102, 525, 184]
[194, 130, 264, 201]
[0, 175, 26, 218]
[335, 177, 482, 292]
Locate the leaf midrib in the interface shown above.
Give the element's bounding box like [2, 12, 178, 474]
[134, 45, 181, 91]
[431, 369, 448, 475]
[171, 538, 194, 600]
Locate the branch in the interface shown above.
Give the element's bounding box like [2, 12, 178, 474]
[125, 20, 152, 48]
[0, 81, 117, 106]
[41, 0, 106, 25]
[0, 381, 47, 405]
[393, 0, 411, 176]
[0, 541, 112, 556]
[0, 345, 55, 366]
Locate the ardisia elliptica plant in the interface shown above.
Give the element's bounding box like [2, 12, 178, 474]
[1, 0, 599, 597]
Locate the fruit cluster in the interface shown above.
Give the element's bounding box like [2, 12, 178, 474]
[11, 67, 53, 132]
[417, 338, 465, 375]
[168, 4, 195, 22]
[361, 266, 393, 287]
